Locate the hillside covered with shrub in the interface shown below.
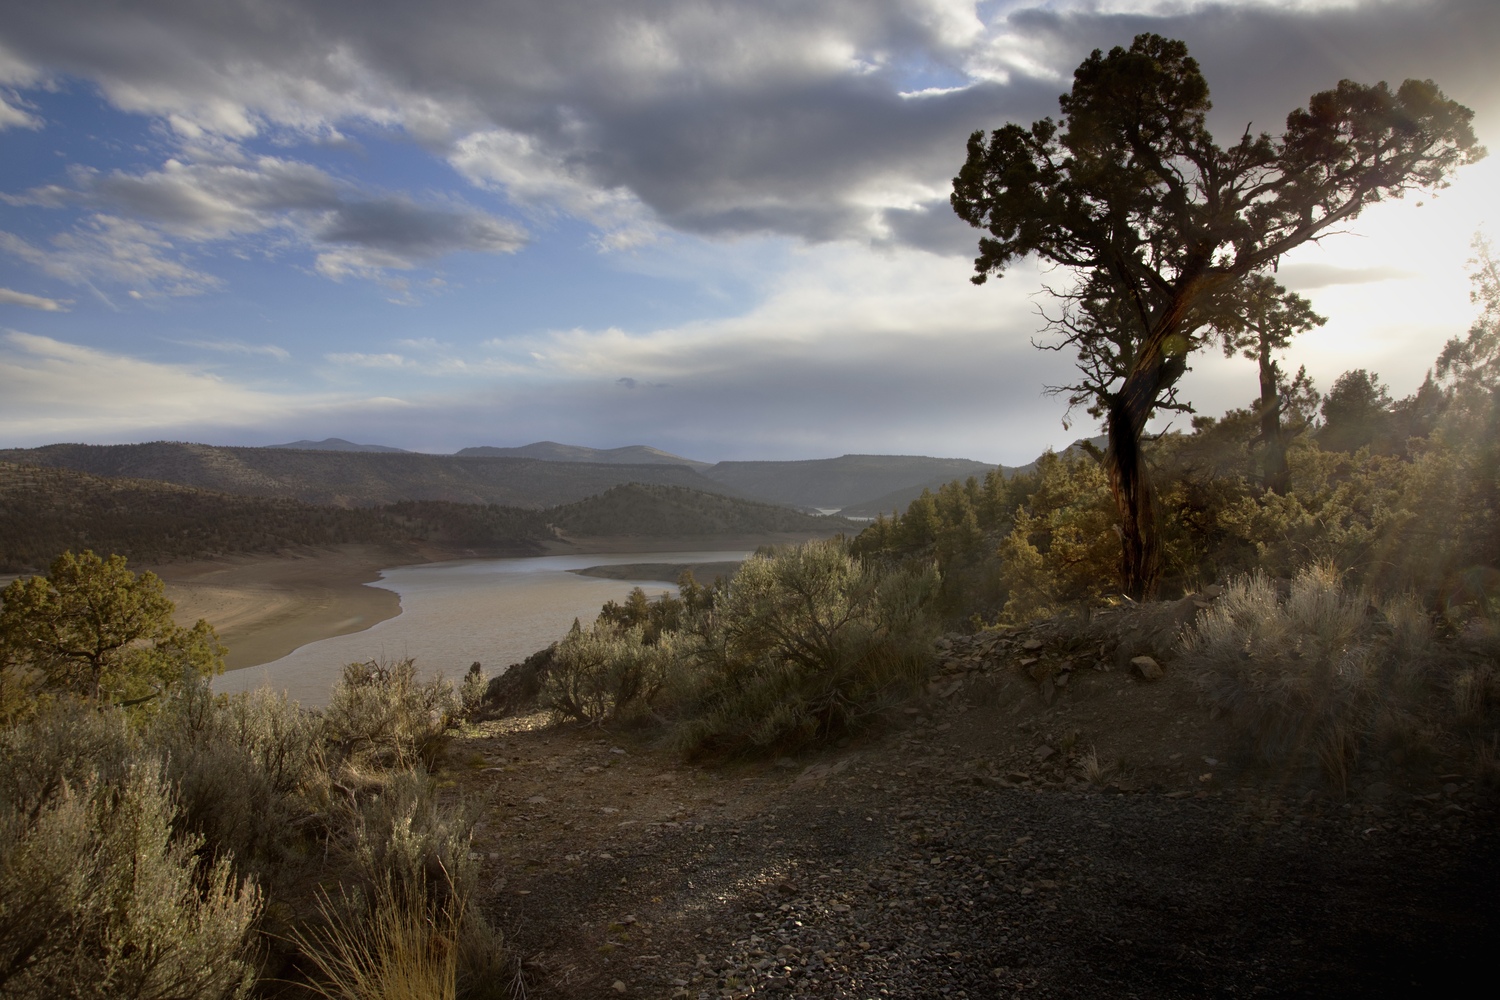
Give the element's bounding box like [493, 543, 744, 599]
[0, 441, 744, 508]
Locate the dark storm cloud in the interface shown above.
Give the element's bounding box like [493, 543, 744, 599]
[313, 197, 525, 257]
[6, 157, 525, 281]
[0, 1, 1493, 251]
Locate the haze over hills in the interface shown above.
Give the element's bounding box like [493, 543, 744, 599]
[266, 438, 410, 453]
[0, 439, 1071, 517]
[0, 442, 743, 509]
[836, 437, 1107, 518]
[456, 441, 712, 470]
[550, 483, 851, 538]
[699, 454, 999, 510]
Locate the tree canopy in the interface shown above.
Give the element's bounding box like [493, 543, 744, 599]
[0, 549, 223, 708]
[951, 32, 1484, 597]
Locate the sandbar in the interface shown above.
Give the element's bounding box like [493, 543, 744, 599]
[153, 545, 406, 671]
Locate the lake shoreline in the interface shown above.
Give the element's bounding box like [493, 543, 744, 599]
[156, 530, 836, 672]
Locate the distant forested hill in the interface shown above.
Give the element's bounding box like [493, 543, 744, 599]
[456, 441, 711, 470]
[549, 483, 849, 537]
[700, 454, 1000, 510]
[265, 438, 409, 453]
[0, 442, 741, 508]
[0, 462, 410, 572]
[0, 464, 840, 573]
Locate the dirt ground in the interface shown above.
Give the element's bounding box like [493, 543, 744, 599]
[445, 625, 1500, 999]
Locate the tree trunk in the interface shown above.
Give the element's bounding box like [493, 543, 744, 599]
[1104, 395, 1159, 601]
[1258, 346, 1289, 493]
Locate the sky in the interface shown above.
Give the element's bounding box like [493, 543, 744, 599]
[0, 0, 1497, 465]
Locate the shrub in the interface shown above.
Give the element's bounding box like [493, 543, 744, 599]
[992, 452, 1117, 622]
[541, 624, 676, 725]
[459, 664, 487, 718]
[0, 763, 261, 999]
[668, 540, 940, 756]
[1186, 566, 1381, 775]
[149, 677, 324, 874]
[299, 768, 500, 1000]
[324, 659, 459, 769]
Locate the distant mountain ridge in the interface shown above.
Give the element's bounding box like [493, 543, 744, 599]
[266, 438, 408, 453]
[457, 441, 710, 470]
[0, 442, 743, 509]
[0, 439, 1093, 519]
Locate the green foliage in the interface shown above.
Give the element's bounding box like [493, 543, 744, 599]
[541, 623, 677, 725]
[149, 679, 325, 876]
[0, 550, 223, 708]
[324, 659, 459, 770]
[1183, 565, 1498, 785]
[992, 453, 1116, 622]
[669, 540, 940, 756]
[1320, 369, 1393, 454]
[0, 758, 261, 999]
[537, 540, 941, 757]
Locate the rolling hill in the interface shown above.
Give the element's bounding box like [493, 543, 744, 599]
[456, 441, 711, 470]
[0, 442, 741, 509]
[0, 463, 843, 573]
[265, 438, 409, 453]
[549, 483, 849, 537]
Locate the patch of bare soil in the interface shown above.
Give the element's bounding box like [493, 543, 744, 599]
[445, 613, 1499, 999]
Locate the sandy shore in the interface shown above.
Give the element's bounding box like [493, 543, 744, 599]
[153, 545, 407, 671]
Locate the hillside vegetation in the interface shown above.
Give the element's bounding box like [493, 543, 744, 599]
[549, 483, 849, 537]
[0, 464, 840, 573]
[0, 441, 740, 508]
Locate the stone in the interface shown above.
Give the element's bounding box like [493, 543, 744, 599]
[1130, 656, 1164, 680]
[1033, 745, 1056, 762]
[611, 980, 627, 993]
[1023, 638, 1044, 651]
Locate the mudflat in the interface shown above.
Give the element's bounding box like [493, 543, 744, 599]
[153, 545, 405, 671]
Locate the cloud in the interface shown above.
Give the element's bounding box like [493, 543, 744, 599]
[312, 196, 526, 258]
[7, 155, 527, 292]
[0, 94, 40, 129]
[0, 287, 71, 311]
[0, 217, 220, 297]
[0, 330, 406, 445]
[2, 1, 1495, 256]
[178, 338, 291, 360]
[324, 351, 413, 368]
[1279, 263, 1419, 291]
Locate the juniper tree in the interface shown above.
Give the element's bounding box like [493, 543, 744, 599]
[1216, 274, 1325, 492]
[0, 550, 223, 705]
[951, 33, 1483, 597]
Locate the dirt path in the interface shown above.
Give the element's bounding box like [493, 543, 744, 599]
[449, 651, 1499, 999]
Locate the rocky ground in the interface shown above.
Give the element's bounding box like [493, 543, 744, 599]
[448, 615, 1500, 999]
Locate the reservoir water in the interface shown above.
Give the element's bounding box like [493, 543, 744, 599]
[214, 550, 749, 707]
